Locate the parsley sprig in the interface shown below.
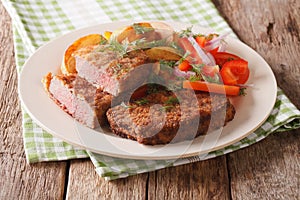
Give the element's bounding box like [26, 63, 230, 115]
[178, 26, 193, 37]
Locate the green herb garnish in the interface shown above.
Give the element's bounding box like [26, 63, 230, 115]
[120, 102, 135, 109]
[178, 26, 193, 37]
[160, 105, 174, 112]
[201, 73, 221, 84]
[169, 41, 184, 53]
[159, 60, 176, 69]
[165, 96, 179, 105]
[239, 88, 247, 96]
[191, 63, 205, 74]
[132, 23, 154, 34]
[189, 75, 202, 82]
[135, 98, 149, 105]
[177, 51, 191, 64]
[100, 38, 129, 57]
[147, 84, 160, 94]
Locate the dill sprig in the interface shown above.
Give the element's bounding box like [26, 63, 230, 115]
[165, 96, 179, 105]
[160, 105, 174, 112]
[132, 23, 154, 34]
[120, 102, 135, 109]
[135, 98, 149, 105]
[239, 87, 247, 96]
[201, 73, 221, 84]
[191, 63, 205, 74]
[178, 26, 193, 37]
[189, 75, 202, 82]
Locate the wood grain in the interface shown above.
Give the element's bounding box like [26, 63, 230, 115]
[212, 0, 300, 199]
[227, 131, 300, 200]
[0, 3, 67, 199]
[66, 159, 148, 199]
[148, 157, 230, 200]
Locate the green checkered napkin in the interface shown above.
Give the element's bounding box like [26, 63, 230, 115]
[2, 0, 300, 180]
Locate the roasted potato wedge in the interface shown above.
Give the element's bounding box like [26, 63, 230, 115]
[149, 21, 174, 39]
[111, 22, 155, 43]
[61, 34, 107, 74]
[145, 46, 182, 61]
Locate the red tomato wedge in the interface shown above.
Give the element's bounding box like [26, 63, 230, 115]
[213, 52, 241, 67]
[195, 36, 206, 47]
[178, 60, 192, 71]
[220, 59, 250, 85]
[183, 81, 240, 96]
[208, 47, 219, 56]
[195, 35, 218, 55]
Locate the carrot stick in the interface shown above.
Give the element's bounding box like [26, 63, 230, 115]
[183, 80, 240, 96]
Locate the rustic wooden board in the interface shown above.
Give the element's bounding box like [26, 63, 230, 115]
[66, 159, 148, 199]
[148, 156, 230, 200]
[227, 131, 300, 200]
[0, 3, 67, 199]
[212, 0, 300, 199]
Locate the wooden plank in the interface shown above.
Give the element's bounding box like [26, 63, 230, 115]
[212, 0, 300, 199]
[148, 157, 230, 200]
[0, 2, 67, 199]
[66, 159, 148, 199]
[227, 131, 300, 200]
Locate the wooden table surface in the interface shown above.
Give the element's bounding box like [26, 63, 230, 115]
[1, 0, 299, 199]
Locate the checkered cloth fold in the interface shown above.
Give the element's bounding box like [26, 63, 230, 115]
[2, 0, 300, 180]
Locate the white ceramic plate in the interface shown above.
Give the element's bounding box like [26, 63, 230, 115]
[19, 21, 277, 160]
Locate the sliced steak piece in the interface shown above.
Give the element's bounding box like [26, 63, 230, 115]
[42, 73, 112, 128]
[74, 45, 151, 96]
[106, 89, 235, 145]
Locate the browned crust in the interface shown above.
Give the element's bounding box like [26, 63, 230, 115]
[106, 90, 236, 145]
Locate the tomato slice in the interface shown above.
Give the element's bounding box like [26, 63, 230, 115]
[208, 47, 219, 56]
[220, 59, 249, 85]
[195, 36, 206, 47]
[178, 60, 192, 71]
[213, 52, 240, 67]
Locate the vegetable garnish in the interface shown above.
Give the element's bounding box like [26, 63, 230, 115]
[182, 81, 241, 96]
[220, 59, 249, 85]
[103, 23, 250, 96]
[165, 96, 179, 104]
[104, 31, 112, 40]
[213, 52, 241, 67]
[187, 36, 215, 65]
[201, 65, 220, 77]
[132, 23, 154, 34]
[178, 60, 192, 71]
[177, 37, 201, 63]
[178, 26, 193, 37]
[195, 35, 206, 47]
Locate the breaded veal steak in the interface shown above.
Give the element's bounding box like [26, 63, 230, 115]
[74, 45, 151, 96]
[106, 89, 235, 145]
[43, 73, 112, 128]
